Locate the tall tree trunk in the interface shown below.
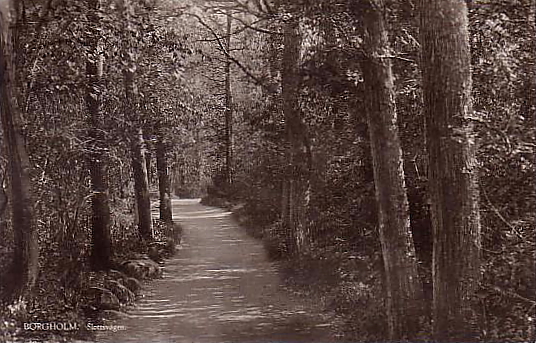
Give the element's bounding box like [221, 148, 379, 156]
[130, 127, 152, 240]
[224, 13, 233, 190]
[145, 150, 152, 186]
[0, 0, 39, 300]
[533, 0, 536, 104]
[121, 0, 153, 241]
[156, 130, 172, 223]
[420, 1, 481, 340]
[0, 175, 7, 298]
[281, 17, 311, 254]
[86, 0, 112, 271]
[352, 0, 423, 339]
[0, 169, 6, 240]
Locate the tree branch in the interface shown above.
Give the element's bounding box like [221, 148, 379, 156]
[482, 188, 523, 239]
[188, 12, 277, 94]
[484, 284, 536, 306]
[216, 11, 280, 35]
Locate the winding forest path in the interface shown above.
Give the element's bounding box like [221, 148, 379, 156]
[97, 198, 339, 343]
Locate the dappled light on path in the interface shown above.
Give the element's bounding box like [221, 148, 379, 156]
[98, 198, 338, 343]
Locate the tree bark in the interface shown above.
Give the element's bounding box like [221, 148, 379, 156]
[280, 17, 311, 254]
[145, 150, 152, 186]
[130, 127, 153, 240]
[419, 1, 481, 341]
[86, 0, 112, 271]
[0, 169, 6, 238]
[0, 0, 39, 300]
[121, 0, 153, 241]
[156, 130, 172, 223]
[352, 0, 423, 339]
[224, 13, 233, 190]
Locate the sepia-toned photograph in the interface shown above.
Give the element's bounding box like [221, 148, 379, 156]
[0, 0, 534, 342]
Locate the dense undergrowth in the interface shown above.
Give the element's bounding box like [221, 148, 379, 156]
[0, 211, 181, 343]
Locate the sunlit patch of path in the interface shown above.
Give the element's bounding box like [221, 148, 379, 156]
[97, 198, 339, 343]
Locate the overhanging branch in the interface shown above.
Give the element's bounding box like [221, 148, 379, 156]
[187, 12, 277, 94]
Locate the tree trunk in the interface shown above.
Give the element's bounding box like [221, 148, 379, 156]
[86, 0, 112, 271]
[419, 1, 481, 340]
[0, 0, 39, 300]
[281, 17, 311, 254]
[156, 131, 172, 223]
[145, 150, 152, 186]
[130, 127, 153, 240]
[0, 169, 6, 239]
[121, 0, 153, 241]
[353, 0, 423, 339]
[224, 13, 233, 190]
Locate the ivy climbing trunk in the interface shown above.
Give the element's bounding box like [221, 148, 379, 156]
[281, 16, 311, 254]
[420, 0, 481, 341]
[0, 0, 39, 300]
[86, 0, 112, 271]
[121, 0, 153, 241]
[352, 0, 423, 339]
[156, 129, 172, 223]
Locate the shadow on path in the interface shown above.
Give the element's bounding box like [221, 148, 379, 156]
[97, 198, 340, 343]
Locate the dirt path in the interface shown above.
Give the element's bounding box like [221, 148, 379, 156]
[97, 198, 339, 343]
